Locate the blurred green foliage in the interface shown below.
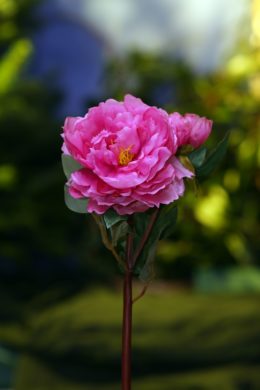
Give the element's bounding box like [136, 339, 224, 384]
[0, 0, 118, 306]
[6, 289, 259, 389]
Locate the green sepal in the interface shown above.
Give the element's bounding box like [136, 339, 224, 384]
[196, 132, 229, 178]
[61, 154, 83, 179]
[103, 208, 127, 229]
[64, 185, 88, 214]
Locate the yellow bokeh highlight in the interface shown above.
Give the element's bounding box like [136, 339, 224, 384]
[0, 164, 17, 188]
[224, 169, 240, 192]
[225, 233, 251, 264]
[251, 0, 260, 46]
[0, 39, 33, 94]
[0, 0, 16, 16]
[226, 54, 255, 77]
[194, 185, 229, 230]
[238, 138, 256, 164]
[249, 75, 260, 99]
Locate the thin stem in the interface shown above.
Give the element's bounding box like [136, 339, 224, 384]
[121, 270, 132, 390]
[121, 228, 134, 390]
[132, 282, 150, 304]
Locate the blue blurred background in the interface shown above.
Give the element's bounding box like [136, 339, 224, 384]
[0, 0, 260, 389]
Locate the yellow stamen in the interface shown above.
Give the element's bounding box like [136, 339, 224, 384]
[118, 146, 134, 166]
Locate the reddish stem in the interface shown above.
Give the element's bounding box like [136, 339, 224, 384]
[121, 210, 158, 389]
[121, 269, 132, 390]
[121, 228, 133, 390]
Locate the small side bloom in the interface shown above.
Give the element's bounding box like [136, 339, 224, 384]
[169, 112, 212, 148]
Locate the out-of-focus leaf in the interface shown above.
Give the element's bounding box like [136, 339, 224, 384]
[103, 209, 127, 229]
[134, 205, 178, 280]
[133, 210, 151, 236]
[156, 205, 178, 239]
[139, 241, 157, 282]
[188, 146, 207, 168]
[64, 186, 88, 214]
[111, 221, 129, 247]
[0, 39, 32, 95]
[61, 154, 83, 180]
[196, 133, 229, 178]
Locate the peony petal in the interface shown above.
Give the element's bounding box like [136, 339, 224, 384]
[134, 180, 185, 208]
[116, 125, 141, 155]
[123, 94, 148, 114]
[114, 201, 150, 215]
[87, 199, 109, 214]
[171, 156, 194, 179]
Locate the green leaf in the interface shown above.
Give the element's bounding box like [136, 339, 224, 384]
[156, 204, 178, 239]
[133, 210, 151, 236]
[64, 186, 88, 214]
[196, 132, 229, 178]
[61, 154, 83, 179]
[188, 146, 207, 168]
[103, 209, 127, 229]
[138, 241, 157, 282]
[111, 221, 129, 247]
[133, 205, 178, 280]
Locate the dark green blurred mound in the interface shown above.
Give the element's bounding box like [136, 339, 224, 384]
[3, 290, 258, 389]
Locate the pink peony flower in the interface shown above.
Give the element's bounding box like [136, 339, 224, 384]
[62, 94, 212, 215]
[169, 112, 213, 149]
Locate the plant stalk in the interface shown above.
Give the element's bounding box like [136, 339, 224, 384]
[121, 269, 132, 390]
[121, 229, 133, 390]
[121, 210, 158, 389]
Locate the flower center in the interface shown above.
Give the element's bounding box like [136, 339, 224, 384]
[118, 146, 134, 166]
